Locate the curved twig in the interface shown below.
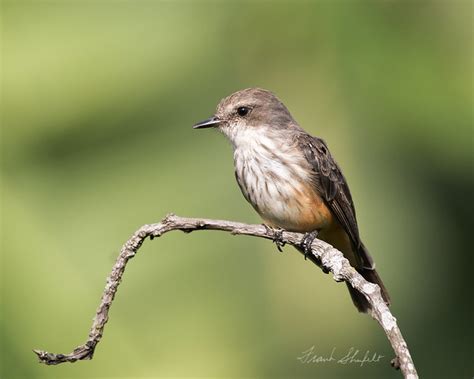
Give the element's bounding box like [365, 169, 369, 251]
[33, 214, 418, 378]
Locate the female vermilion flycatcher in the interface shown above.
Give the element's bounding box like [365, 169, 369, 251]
[193, 88, 390, 312]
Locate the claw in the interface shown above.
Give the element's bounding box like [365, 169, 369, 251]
[300, 230, 319, 260]
[273, 229, 286, 252]
[262, 224, 286, 252]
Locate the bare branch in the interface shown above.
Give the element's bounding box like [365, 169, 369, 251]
[33, 214, 418, 378]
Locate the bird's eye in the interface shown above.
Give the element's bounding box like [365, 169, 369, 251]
[237, 106, 250, 117]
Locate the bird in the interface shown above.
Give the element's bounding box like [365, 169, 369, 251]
[193, 87, 390, 312]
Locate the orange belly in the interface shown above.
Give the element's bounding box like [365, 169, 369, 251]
[257, 183, 360, 266]
[259, 185, 335, 233]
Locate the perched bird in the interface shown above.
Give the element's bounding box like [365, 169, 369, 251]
[193, 88, 390, 312]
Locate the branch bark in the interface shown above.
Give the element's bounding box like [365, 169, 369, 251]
[33, 213, 418, 378]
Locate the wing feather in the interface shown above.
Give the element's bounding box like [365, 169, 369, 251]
[299, 135, 363, 252]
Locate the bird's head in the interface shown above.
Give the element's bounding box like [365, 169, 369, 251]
[193, 88, 297, 145]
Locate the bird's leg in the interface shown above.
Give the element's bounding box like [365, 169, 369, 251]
[301, 230, 318, 258]
[262, 224, 286, 252]
[300, 230, 330, 273]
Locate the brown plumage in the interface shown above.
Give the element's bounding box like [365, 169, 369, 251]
[194, 87, 390, 312]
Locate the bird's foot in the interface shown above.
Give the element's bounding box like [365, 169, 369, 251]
[300, 230, 319, 261]
[262, 224, 286, 252]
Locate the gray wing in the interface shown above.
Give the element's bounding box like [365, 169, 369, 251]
[298, 134, 374, 269]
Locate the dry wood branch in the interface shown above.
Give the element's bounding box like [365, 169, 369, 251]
[33, 214, 418, 378]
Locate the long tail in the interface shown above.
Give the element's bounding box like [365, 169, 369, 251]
[346, 267, 391, 313]
[347, 243, 391, 313]
[295, 241, 390, 313]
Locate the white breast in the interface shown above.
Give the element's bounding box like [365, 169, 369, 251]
[231, 127, 320, 230]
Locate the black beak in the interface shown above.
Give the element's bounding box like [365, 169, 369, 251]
[193, 116, 221, 129]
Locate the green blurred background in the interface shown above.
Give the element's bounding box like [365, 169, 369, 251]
[1, 1, 472, 378]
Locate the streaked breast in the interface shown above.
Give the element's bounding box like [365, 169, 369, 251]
[233, 131, 333, 232]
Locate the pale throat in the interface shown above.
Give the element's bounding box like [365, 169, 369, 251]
[227, 125, 328, 232]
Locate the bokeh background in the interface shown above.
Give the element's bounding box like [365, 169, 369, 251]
[1, 1, 472, 378]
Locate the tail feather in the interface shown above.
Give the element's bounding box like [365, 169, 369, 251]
[347, 267, 391, 313]
[294, 240, 390, 313]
